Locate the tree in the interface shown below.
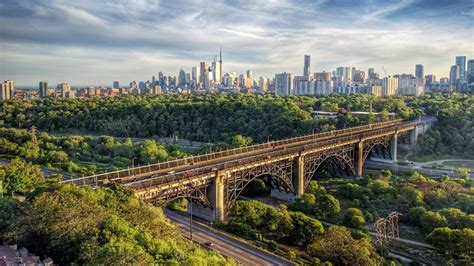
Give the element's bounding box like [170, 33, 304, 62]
[408, 206, 427, 225]
[343, 208, 366, 229]
[306, 181, 326, 196]
[420, 211, 448, 233]
[1, 157, 44, 196]
[456, 167, 471, 180]
[137, 140, 168, 164]
[307, 226, 383, 266]
[315, 194, 341, 219]
[427, 227, 474, 259]
[399, 187, 423, 207]
[230, 135, 253, 148]
[1, 184, 233, 264]
[287, 211, 324, 247]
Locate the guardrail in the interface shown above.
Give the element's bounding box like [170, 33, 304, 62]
[127, 122, 417, 192]
[61, 119, 406, 186]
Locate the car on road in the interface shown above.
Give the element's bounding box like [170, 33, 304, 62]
[204, 241, 214, 247]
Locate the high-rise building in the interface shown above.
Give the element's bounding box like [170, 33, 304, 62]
[39, 81, 48, 98]
[382, 76, 398, 96]
[192, 66, 200, 83]
[369, 85, 383, 97]
[113, 81, 119, 89]
[467, 59, 474, 84]
[344, 67, 352, 82]
[368, 68, 375, 79]
[274, 72, 292, 96]
[258, 77, 269, 91]
[440, 77, 449, 83]
[424, 75, 436, 86]
[2, 80, 14, 100]
[415, 64, 424, 79]
[303, 55, 311, 78]
[59, 83, 71, 98]
[449, 65, 460, 85]
[212, 56, 221, 82]
[456, 56, 466, 79]
[0, 83, 8, 101]
[178, 69, 187, 86]
[314, 71, 331, 81]
[246, 70, 253, 79]
[199, 62, 208, 83]
[219, 47, 223, 83]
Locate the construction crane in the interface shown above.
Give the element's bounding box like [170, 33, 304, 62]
[382, 66, 388, 77]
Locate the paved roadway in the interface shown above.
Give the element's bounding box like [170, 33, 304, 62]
[120, 120, 408, 187]
[164, 210, 295, 266]
[0, 158, 75, 179]
[365, 160, 474, 179]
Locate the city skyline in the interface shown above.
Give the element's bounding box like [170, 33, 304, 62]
[1, 0, 473, 85]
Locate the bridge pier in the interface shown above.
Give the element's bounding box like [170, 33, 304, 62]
[295, 154, 305, 197]
[355, 141, 364, 178]
[210, 171, 225, 222]
[390, 134, 398, 163]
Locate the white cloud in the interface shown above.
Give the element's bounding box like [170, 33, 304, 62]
[0, 0, 473, 85]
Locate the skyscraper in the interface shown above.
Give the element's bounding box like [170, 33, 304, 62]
[449, 65, 460, 85]
[192, 66, 200, 83]
[274, 72, 293, 96]
[467, 59, 474, 84]
[415, 64, 424, 79]
[456, 56, 466, 79]
[0, 83, 8, 100]
[59, 83, 71, 98]
[219, 47, 223, 83]
[246, 70, 253, 79]
[178, 69, 187, 86]
[382, 76, 398, 96]
[3, 80, 14, 99]
[303, 55, 311, 78]
[200, 62, 207, 82]
[368, 68, 375, 79]
[113, 81, 119, 89]
[39, 81, 48, 98]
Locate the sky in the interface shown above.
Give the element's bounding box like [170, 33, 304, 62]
[0, 0, 473, 86]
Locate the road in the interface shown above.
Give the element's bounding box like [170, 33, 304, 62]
[365, 160, 474, 179]
[48, 132, 205, 152]
[164, 210, 295, 266]
[0, 158, 76, 179]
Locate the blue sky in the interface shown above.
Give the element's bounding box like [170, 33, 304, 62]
[0, 0, 473, 86]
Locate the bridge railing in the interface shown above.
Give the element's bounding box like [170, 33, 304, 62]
[127, 123, 415, 191]
[61, 119, 404, 186]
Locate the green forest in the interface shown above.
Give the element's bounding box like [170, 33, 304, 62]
[0, 94, 420, 142]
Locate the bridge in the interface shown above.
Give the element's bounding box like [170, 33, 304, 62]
[62, 119, 433, 222]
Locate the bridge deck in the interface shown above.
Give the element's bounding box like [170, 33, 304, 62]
[61, 119, 417, 189]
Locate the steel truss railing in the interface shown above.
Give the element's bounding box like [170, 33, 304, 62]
[61, 119, 412, 187]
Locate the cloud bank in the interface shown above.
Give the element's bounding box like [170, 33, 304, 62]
[0, 0, 473, 85]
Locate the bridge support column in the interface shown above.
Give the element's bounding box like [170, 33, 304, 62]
[295, 154, 305, 197]
[410, 128, 417, 148]
[210, 171, 225, 222]
[355, 141, 364, 178]
[390, 134, 398, 164]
